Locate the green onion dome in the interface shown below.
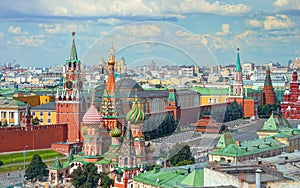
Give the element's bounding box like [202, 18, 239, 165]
[126, 101, 145, 123]
[109, 126, 122, 137]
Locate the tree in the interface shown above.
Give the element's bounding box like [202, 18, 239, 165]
[32, 117, 40, 125]
[223, 100, 244, 122]
[71, 163, 103, 188]
[25, 154, 48, 182]
[258, 104, 280, 118]
[100, 173, 114, 188]
[168, 144, 195, 166]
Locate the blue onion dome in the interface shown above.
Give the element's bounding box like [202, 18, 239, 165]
[109, 126, 122, 137]
[126, 101, 145, 123]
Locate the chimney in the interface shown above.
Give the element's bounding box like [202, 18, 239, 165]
[256, 169, 262, 188]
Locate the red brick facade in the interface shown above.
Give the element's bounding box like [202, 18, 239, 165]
[0, 124, 67, 153]
[281, 69, 300, 119]
[263, 67, 276, 104]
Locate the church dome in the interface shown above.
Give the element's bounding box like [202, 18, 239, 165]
[126, 101, 145, 123]
[82, 104, 102, 124]
[109, 126, 122, 137]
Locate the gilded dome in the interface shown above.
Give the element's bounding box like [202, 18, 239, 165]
[126, 101, 145, 123]
[109, 126, 122, 137]
[82, 104, 102, 124]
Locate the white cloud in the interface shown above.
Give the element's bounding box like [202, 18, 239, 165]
[13, 35, 45, 47]
[97, 18, 124, 26]
[8, 26, 29, 35]
[263, 14, 295, 30]
[2, 0, 251, 19]
[116, 24, 162, 38]
[216, 24, 231, 36]
[273, 0, 290, 7]
[245, 19, 263, 28]
[273, 0, 300, 9]
[38, 23, 85, 34]
[177, 0, 251, 16]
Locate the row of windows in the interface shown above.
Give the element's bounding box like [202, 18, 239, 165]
[39, 119, 52, 123]
[32, 111, 52, 116]
[208, 98, 228, 103]
[0, 112, 14, 118]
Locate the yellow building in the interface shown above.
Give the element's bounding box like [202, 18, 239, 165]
[191, 87, 229, 105]
[13, 93, 54, 107]
[0, 97, 27, 126]
[31, 102, 56, 125]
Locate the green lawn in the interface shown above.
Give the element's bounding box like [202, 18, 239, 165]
[0, 150, 63, 166]
[0, 158, 68, 173]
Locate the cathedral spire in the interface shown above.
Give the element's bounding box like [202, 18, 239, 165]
[70, 31, 78, 61]
[235, 48, 242, 72]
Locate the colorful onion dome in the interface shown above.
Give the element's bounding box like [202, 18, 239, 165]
[82, 104, 102, 124]
[109, 126, 122, 137]
[126, 101, 145, 123]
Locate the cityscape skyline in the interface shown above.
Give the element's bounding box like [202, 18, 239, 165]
[1, 0, 300, 67]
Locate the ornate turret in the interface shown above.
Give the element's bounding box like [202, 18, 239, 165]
[263, 65, 276, 104]
[126, 101, 145, 124]
[109, 126, 122, 137]
[82, 102, 103, 157]
[232, 48, 243, 96]
[166, 87, 180, 120]
[22, 104, 33, 129]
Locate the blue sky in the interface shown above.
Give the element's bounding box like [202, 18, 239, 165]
[1, 0, 300, 68]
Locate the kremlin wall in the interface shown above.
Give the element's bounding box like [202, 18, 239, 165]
[0, 124, 67, 153]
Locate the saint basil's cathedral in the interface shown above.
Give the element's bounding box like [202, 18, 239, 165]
[49, 32, 155, 187]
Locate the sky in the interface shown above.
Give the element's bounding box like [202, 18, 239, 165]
[1, 0, 300, 68]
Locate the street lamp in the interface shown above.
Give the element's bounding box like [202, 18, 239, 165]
[23, 145, 28, 169]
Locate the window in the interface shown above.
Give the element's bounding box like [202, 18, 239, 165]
[40, 119, 44, 123]
[40, 112, 44, 116]
[48, 112, 51, 116]
[32, 111, 35, 116]
[47, 119, 51, 124]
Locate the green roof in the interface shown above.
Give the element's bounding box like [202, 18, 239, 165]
[235, 51, 242, 72]
[190, 87, 228, 95]
[216, 132, 236, 149]
[49, 157, 70, 170]
[261, 113, 292, 131]
[180, 170, 204, 187]
[96, 158, 111, 165]
[133, 169, 186, 187]
[69, 33, 78, 62]
[211, 137, 285, 157]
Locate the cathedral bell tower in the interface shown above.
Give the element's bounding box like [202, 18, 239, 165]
[56, 32, 85, 143]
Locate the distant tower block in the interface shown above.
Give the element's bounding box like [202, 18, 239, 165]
[263, 65, 276, 104]
[166, 87, 181, 121]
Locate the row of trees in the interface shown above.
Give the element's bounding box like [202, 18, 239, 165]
[142, 113, 178, 140]
[24, 154, 114, 187]
[198, 100, 244, 123]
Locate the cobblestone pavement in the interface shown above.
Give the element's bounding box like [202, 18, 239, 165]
[0, 170, 24, 188]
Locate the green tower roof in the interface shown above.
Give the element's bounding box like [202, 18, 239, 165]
[69, 31, 78, 62]
[216, 132, 236, 149]
[51, 157, 63, 170]
[235, 48, 242, 72]
[180, 170, 204, 187]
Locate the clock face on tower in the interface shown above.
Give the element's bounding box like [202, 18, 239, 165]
[66, 80, 73, 90]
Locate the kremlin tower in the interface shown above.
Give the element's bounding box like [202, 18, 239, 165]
[56, 32, 86, 143]
[263, 65, 276, 104]
[166, 87, 180, 121]
[228, 48, 255, 118]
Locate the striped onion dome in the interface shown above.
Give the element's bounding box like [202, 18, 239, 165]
[82, 104, 102, 124]
[126, 101, 145, 123]
[109, 126, 122, 137]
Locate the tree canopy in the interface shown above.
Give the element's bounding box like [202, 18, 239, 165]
[71, 163, 114, 188]
[168, 144, 195, 166]
[223, 100, 244, 122]
[24, 154, 48, 182]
